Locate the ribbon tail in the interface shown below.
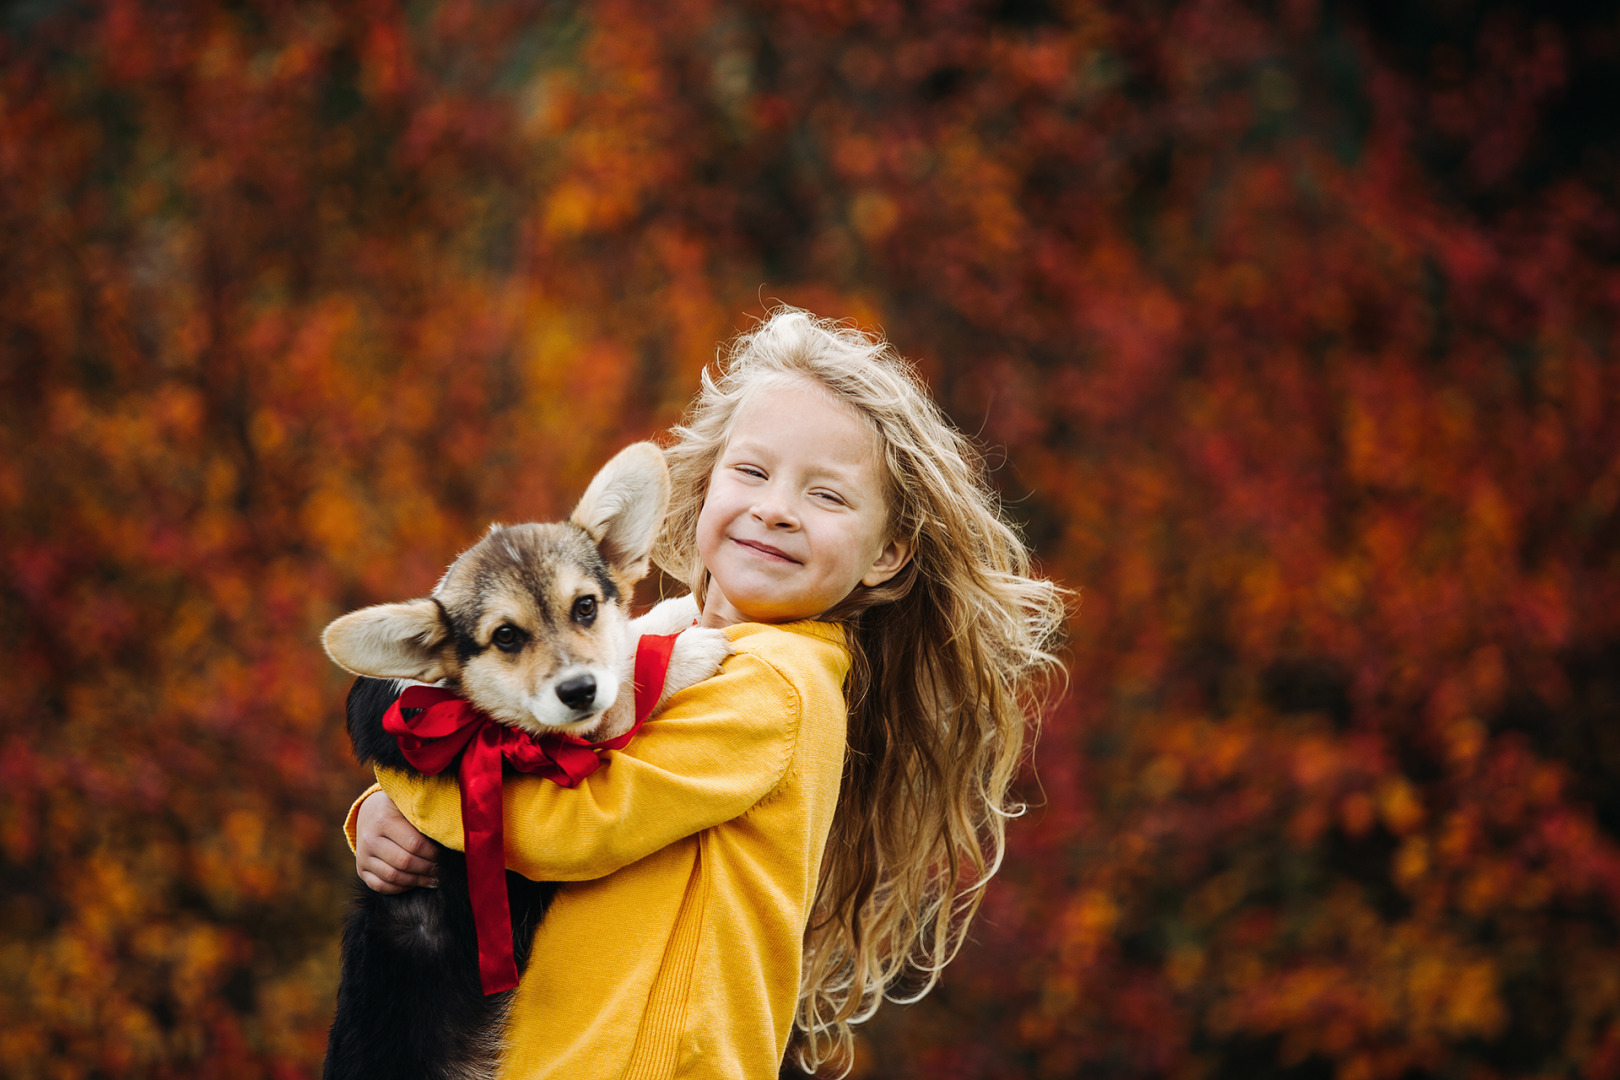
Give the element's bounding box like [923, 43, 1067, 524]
[459, 724, 520, 995]
[634, 631, 681, 727]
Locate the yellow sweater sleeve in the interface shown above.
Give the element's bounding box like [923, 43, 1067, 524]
[374, 648, 805, 882]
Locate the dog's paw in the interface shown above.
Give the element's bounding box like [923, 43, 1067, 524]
[662, 626, 733, 696]
[632, 594, 701, 637]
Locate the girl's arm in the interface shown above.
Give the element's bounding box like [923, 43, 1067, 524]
[375, 647, 824, 882]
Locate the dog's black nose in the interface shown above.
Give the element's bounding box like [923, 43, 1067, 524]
[556, 675, 597, 711]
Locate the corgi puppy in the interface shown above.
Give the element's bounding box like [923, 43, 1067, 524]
[320, 442, 730, 1080]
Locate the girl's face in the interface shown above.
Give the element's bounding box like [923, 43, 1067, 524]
[696, 378, 911, 628]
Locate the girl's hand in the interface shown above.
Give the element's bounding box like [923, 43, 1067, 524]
[355, 789, 439, 894]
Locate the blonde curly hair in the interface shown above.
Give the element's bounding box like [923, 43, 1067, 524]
[654, 308, 1068, 1075]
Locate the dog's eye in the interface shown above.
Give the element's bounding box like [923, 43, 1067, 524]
[491, 625, 524, 653]
[572, 595, 597, 626]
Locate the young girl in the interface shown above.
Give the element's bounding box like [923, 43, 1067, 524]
[349, 308, 1066, 1077]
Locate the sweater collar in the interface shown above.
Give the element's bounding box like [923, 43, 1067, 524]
[723, 619, 846, 651]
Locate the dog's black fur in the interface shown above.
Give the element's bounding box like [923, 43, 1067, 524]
[322, 676, 558, 1080]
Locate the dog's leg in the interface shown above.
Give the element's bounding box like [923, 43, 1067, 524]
[628, 595, 733, 708]
[653, 626, 732, 710]
[595, 614, 731, 739]
[630, 594, 701, 637]
[325, 863, 503, 1080]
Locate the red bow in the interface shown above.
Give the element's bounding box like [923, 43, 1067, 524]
[381, 632, 681, 995]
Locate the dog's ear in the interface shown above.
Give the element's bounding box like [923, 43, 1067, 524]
[323, 599, 454, 682]
[571, 441, 671, 582]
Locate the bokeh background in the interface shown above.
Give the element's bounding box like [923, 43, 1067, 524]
[4, 0, 1619, 1076]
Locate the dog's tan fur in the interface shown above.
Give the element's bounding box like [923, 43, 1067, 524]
[323, 441, 729, 740]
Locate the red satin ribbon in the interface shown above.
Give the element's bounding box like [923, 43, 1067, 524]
[381, 632, 681, 995]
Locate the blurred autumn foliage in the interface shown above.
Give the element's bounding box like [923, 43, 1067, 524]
[3, 0, 1618, 1076]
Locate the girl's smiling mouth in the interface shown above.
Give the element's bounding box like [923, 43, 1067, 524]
[732, 538, 800, 563]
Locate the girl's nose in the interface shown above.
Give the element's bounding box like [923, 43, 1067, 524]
[750, 491, 798, 528]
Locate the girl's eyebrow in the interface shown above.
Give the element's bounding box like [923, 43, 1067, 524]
[720, 438, 772, 458]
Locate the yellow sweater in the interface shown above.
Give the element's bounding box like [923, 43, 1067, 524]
[345, 620, 850, 1080]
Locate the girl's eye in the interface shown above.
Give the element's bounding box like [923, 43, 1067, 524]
[572, 595, 597, 626]
[736, 465, 766, 480]
[492, 625, 524, 653]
